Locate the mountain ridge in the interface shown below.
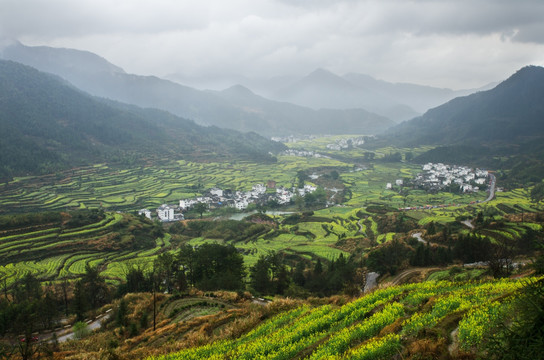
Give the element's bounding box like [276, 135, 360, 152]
[0, 42, 394, 136]
[384, 65, 544, 146]
[0, 60, 285, 181]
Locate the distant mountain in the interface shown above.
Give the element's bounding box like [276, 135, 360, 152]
[214, 84, 395, 135]
[0, 60, 285, 181]
[270, 68, 419, 121]
[342, 73, 456, 113]
[384, 66, 544, 147]
[245, 69, 494, 122]
[0, 42, 393, 136]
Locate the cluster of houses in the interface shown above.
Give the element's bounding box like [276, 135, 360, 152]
[139, 182, 318, 222]
[271, 135, 317, 143]
[280, 149, 330, 158]
[326, 137, 365, 151]
[400, 163, 489, 193]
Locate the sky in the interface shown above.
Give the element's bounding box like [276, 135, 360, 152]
[1, 0, 544, 89]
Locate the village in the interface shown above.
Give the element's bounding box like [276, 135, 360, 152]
[139, 182, 318, 222]
[387, 162, 489, 194]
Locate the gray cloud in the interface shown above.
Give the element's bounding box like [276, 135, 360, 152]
[1, 0, 543, 89]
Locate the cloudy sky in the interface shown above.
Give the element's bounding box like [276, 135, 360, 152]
[1, 0, 544, 89]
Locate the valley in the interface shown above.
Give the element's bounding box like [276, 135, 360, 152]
[0, 38, 543, 360]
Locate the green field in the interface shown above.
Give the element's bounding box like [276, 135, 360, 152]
[0, 212, 170, 286]
[1, 135, 542, 286]
[149, 277, 541, 360]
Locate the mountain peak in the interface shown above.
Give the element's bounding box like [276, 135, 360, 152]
[297, 68, 357, 90]
[498, 65, 544, 87]
[222, 84, 255, 96]
[1, 41, 125, 75]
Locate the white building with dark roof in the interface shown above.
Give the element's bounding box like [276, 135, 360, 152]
[157, 204, 175, 221]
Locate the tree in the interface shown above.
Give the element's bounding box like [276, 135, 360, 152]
[249, 252, 289, 295]
[122, 264, 152, 294]
[530, 182, 544, 205]
[116, 299, 128, 327]
[193, 202, 208, 219]
[365, 239, 413, 275]
[293, 262, 306, 287]
[180, 244, 245, 291]
[296, 170, 307, 188]
[80, 264, 110, 309]
[72, 264, 110, 320]
[177, 245, 196, 286]
[250, 256, 273, 295]
[154, 253, 177, 293]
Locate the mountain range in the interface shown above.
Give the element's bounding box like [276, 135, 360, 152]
[0, 41, 395, 136]
[0, 60, 285, 181]
[168, 68, 496, 122]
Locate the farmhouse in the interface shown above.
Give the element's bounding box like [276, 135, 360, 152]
[157, 204, 174, 221]
[138, 209, 152, 220]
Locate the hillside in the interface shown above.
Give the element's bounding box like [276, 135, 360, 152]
[59, 277, 538, 360]
[384, 66, 544, 146]
[378, 66, 544, 185]
[155, 278, 541, 360]
[0, 60, 285, 181]
[1, 42, 394, 136]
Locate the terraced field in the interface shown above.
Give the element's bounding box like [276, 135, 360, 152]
[0, 156, 346, 215]
[0, 212, 171, 286]
[150, 277, 540, 360]
[2, 135, 541, 282]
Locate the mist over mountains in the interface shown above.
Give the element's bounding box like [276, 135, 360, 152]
[1, 41, 395, 136]
[0, 41, 497, 137]
[168, 68, 496, 122]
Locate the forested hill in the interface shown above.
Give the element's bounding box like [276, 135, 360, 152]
[0, 60, 285, 181]
[383, 65, 544, 147]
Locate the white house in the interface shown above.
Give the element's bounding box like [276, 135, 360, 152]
[395, 179, 403, 186]
[210, 188, 223, 197]
[138, 209, 152, 220]
[234, 199, 249, 210]
[386, 183, 392, 190]
[157, 204, 175, 221]
[252, 184, 267, 195]
[304, 184, 317, 192]
[179, 199, 197, 210]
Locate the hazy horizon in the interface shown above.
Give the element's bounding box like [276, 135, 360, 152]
[2, 0, 544, 90]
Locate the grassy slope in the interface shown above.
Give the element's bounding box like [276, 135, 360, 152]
[139, 277, 540, 360]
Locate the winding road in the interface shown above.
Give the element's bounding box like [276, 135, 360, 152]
[484, 173, 497, 203]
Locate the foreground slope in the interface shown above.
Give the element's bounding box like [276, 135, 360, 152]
[145, 277, 541, 360]
[0, 60, 285, 180]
